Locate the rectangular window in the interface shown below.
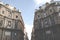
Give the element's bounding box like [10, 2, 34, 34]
[41, 22, 43, 28]
[46, 30, 51, 34]
[7, 21, 11, 28]
[59, 13, 60, 16]
[0, 6, 1, 8]
[0, 29, 2, 40]
[2, 11, 4, 14]
[0, 9, 1, 14]
[0, 20, 3, 27]
[5, 31, 11, 36]
[43, 19, 49, 27]
[44, 13, 46, 17]
[8, 21, 11, 26]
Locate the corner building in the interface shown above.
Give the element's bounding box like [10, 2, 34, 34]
[31, 0, 60, 40]
[0, 2, 24, 40]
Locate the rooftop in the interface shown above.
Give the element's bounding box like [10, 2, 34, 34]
[0, 1, 21, 12]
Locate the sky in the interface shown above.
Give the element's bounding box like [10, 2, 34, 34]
[0, 0, 56, 40]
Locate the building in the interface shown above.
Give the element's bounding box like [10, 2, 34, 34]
[31, 0, 60, 40]
[24, 32, 29, 40]
[0, 1, 24, 40]
[31, 27, 35, 40]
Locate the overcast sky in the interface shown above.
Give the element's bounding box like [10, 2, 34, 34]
[1, 0, 59, 40]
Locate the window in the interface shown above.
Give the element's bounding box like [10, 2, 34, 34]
[0, 20, 3, 27]
[37, 15, 40, 19]
[38, 15, 40, 17]
[0, 5, 2, 9]
[44, 19, 47, 23]
[8, 21, 11, 27]
[45, 21, 48, 27]
[15, 33, 17, 36]
[16, 15, 18, 18]
[44, 13, 46, 17]
[0, 11, 1, 14]
[59, 2, 60, 4]
[2, 11, 4, 14]
[50, 9, 52, 12]
[0, 30, 2, 40]
[46, 30, 51, 34]
[57, 2, 60, 5]
[59, 13, 60, 16]
[7, 21, 11, 28]
[55, 2, 57, 5]
[44, 19, 49, 27]
[9, 12, 11, 17]
[41, 22, 43, 28]
[59, 8, 60, 12]
[45, 21, 47, 24]
[7, 11, 11, 17]
[0, 6, 1, 8]
[5, 31, 11, 36]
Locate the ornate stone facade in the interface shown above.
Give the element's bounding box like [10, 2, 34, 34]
[0, 2, 24, 40]
[31, 0, 60, 40]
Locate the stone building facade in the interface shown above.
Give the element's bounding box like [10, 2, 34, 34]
[31, 0, 60, 40]
[24, 32, 29, 40]
[0, 2, 24, 40]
